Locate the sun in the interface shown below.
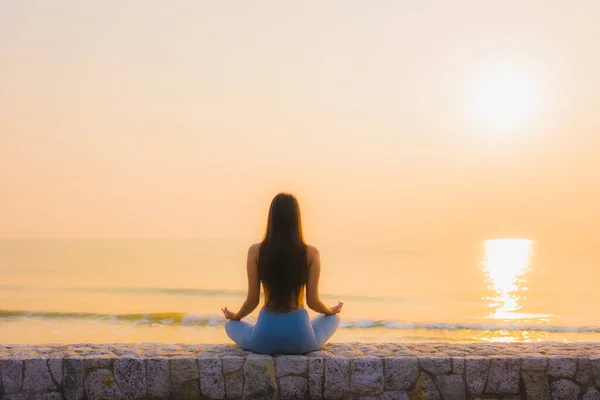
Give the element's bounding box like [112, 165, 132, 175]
[464, 62, 542, 133]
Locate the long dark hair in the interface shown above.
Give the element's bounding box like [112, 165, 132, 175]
[258, 193, 308, 311]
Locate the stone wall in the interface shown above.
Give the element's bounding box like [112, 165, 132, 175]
[1, 342, 600, 399]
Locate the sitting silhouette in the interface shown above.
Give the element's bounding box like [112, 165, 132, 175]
[221, 193, 343, 354]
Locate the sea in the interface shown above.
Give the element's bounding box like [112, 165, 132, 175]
[1, 238, 599, 344]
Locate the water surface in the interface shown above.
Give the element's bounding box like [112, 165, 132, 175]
[1, 239, 598, 343]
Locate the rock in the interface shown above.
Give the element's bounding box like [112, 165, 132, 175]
[550, 379, 579, 400]
[522, 356, 547, 371]
[222, 356, 244, 374]
[23, 358, 57, 393]
[351, 357, 383, 395]
[547, 356, 577, 378]
[198, 357, 224, 399]
[308, 357, 324, 399]
[170, 357, 199, 383]
[84, 369, 123, 400]
[31, 393, 65, 400]
[522, 371, 550, 400]
[452, 358, 465, 374]
[434, 374, 466, 400]
[419, 357, 452, 374]
[582, 388, 600, 400]
[465, 357, 489, 395]
[243, 354, 277, 400]
[345, 397, 378, 400]
[1, 394, 29, 400]
[224, 369, 243, 399]
[146, 357, 170, 398]
[114, 357, 146, 399]
[169, 357, 199, 400]
[576, 357, 591, 384]
[0, 359, 23, 394]
[485, 357, 520, 394]
[64, 357, 85, 400]
[276, 355, 308, 377]
[84, 356, 113, 369]
[47, 358, 63, 386]
[324, 357, 350, 400]
[413, 372, 440, 400]
[381, 392, 410, 400]
[384, 357, 419, 390]
[591, 356, 600, 386]
[279, 376, 308, 399]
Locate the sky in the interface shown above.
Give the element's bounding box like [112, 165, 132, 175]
[1, 1, 600, 248]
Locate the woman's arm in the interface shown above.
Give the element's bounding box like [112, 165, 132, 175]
[305, 246, 343, 315]
[225, 244, 261, 321]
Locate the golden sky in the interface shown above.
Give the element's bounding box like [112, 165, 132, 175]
[1, 1, 600, 246]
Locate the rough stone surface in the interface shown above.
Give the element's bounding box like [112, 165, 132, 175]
[222, 356, 244, 374]
[243, 354, 277, 400]
[276, 355, 308, 377]
[64, 357, 84, 400]
[522, 356, 547, 371]
[47, 358, 63, 386]
[225, 369, 244, 399]
[577, 357, 592, 384]
[224, 369, 243, 399]
[452, 358, 465, 374]
[351, 357, 384, 395]
[114, 357, 146, 399]
[84, 368, 123, 400]
[31, 393, 64, 400]
[169, 357, 200, 400]
[1, 343, 600, 399]
[308, 357, 324, 399]
[414, 372, 440, 400]
[84, 356, 113, 369]
[465, 357, 489, 395]
[384, 358, 419, 391]
[550, 379, 579, 400]
[23, 358, 57, 393]
[419, 357, 452, 374]
[146, 357, 170, 398]
[170, 357, 199, 383]
[324, 357, 350, 400]
[522, 371, 550, 400]
[583, 388, 600, 400]
[592, 356, 600, 386]
[0, 359, 23, 394]
[198, 357, 225, 399]
[381, 392, 410, 400]
[1, 394, 29, 400]
[434, 374, 466, 400]
[547, 356, 577, 378]
[485, 357, 520, 394]
[279, 376, 308, 399]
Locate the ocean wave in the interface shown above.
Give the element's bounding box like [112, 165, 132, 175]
[0, 285, 403, 303]
[1, 310, 599, 333]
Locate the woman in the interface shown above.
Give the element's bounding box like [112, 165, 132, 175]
[221, 193, 343, 354]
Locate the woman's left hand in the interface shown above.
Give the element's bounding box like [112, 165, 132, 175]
[221, 306, 237, 320]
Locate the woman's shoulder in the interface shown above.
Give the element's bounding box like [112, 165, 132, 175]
[248, 242, 262, 254]
[305, 244, 320, 258]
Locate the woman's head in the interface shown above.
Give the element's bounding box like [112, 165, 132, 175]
[263, 193, 304, 244]
[259, 193, 308, 311]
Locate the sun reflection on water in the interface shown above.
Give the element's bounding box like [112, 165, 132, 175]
[482, 239, 536, 320]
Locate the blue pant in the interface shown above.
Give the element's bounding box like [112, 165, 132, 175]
[225, 308, 340, 354]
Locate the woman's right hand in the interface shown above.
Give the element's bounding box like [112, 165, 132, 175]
[221, 306, 238, 320]
[329, 301, 344, 314]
